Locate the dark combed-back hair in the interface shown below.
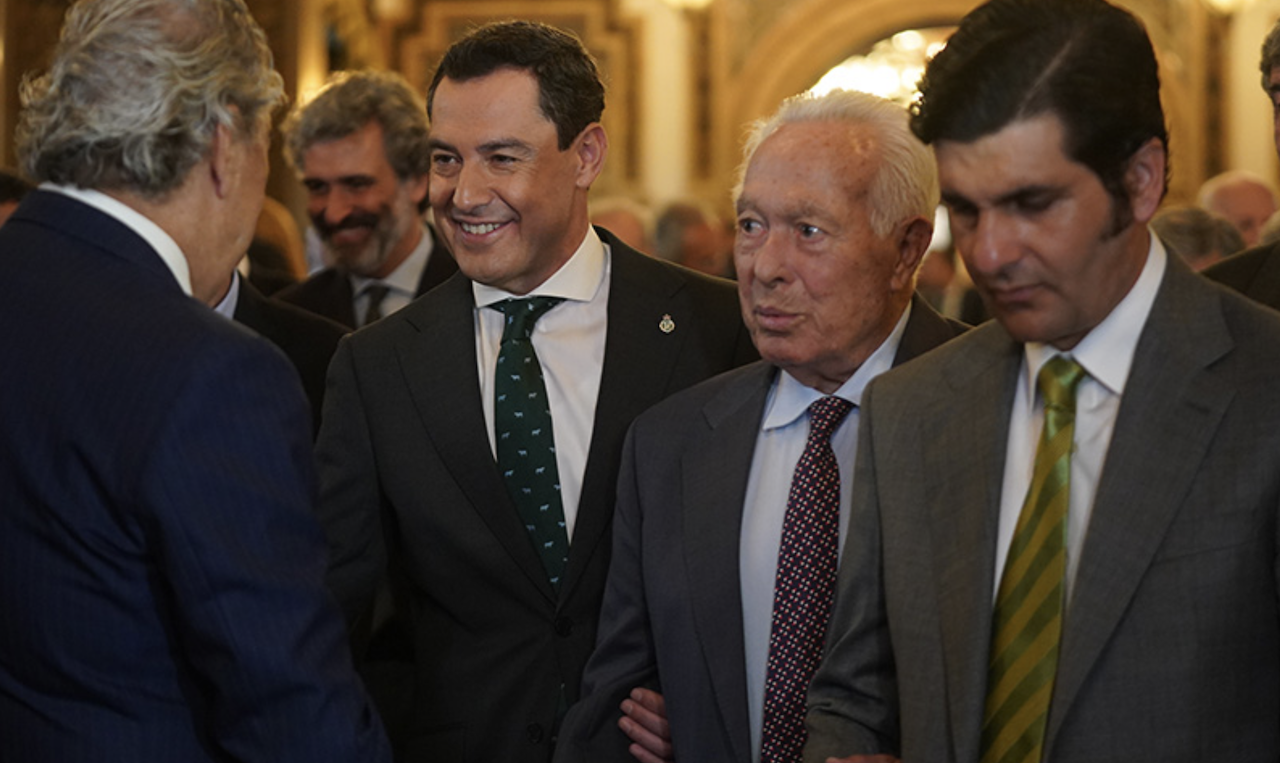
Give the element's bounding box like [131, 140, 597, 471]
[911, 0, 1167, 213]
[426, 20, 605, 150]
[1262, 20, 1280, 90]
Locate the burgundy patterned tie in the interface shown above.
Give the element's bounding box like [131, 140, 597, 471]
[760, 395, 855, 763]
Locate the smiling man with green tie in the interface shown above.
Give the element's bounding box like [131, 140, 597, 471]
[311, 20, 756, 763]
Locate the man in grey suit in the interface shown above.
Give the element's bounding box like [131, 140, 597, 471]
[804, 2, 1280, 762]
[556, 90, 964, 763]
[314, 20, 756, 762]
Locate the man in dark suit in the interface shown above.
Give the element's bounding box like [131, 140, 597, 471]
[276, 70, 456, 328]
[556, 90, 965, 763]
[1203, 18, 1280, 310]
[0, 1, 389, 761]
[314, 20, 756, 763]
[805, 2, 1280, 762]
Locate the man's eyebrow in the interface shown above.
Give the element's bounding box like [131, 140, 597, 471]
[941, 184, 1063, 208]
[477, 139, 535, 155]
[994, 184, 1063, 206]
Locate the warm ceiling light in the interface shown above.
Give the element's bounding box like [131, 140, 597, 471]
[1204, 0, 1255, 14]
[661, 0, 714, 10]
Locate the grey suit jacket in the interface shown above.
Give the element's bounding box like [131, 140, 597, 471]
[555, 298, 965, 763]
[1203, 240, 1280, 313]
[314, 229, 757, 763]
[805, 255, 1280, 762]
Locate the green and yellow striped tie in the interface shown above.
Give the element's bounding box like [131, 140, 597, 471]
[980, 355, 1086, 763]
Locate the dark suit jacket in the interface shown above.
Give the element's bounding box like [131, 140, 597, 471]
[1202, 239, 1280, 312]
[554, 298, 965, 763]
[276, 224, 456, 328]
[233, 274, 348, 436]
[0, 190, 388, 763]
[805, 255, 1280, 762]
[313, 228, 758, 762]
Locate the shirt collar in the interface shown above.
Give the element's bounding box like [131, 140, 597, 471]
[762, 301, 913, 431]
[473, 226, 605, 307]
[1023, 232, 1167, 398]
[350, 223, 432, 297]
[42, 182, 191, 295]
[212, 270, 241, 319]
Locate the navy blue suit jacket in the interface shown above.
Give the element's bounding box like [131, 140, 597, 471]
[0, 191, 389, 763]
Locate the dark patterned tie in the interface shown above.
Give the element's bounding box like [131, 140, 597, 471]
[493, 297, 569, 588]
[362, 283, 390, 326]
[980, 355, 1087, 763]
[760, 395, 855, 763]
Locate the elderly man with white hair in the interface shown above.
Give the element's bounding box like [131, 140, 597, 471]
[555, 89, 965, 763]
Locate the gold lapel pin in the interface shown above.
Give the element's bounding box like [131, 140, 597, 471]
[659, 314, 675, 334]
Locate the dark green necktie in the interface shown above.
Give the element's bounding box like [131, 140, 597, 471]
[493, 297, 569, 588]
[981, 355, 1087, 763]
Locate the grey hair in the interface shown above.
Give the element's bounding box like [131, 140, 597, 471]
[1197, 169, 1278, 209]
[16, 0, 284, 199]
[282, 70, 431, 181]
[734, 89, 939, 238]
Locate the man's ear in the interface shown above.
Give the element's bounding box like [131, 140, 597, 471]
[889, 216, 933, 292]
[1125, 137, 1166, 225]
[405, 173, 429, 207]
[573, 123, 608, 189]
[208, 122, 237, 200]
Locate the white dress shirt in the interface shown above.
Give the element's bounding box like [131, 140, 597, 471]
[44, 183, 191, 296]
[739, 303, 912, 761]
[993, 234, 1167, 604]
[212, 271, 241, 319]
[473, 226, 609, 541]
[350, 223, 435, 326]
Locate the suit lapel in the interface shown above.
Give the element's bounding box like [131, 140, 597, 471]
[1046, 259, 1235, 746]
[414, 223, 459, 296]
[561, 236, 701, 600]
[327, 273, 358, 328]
[923, 325, 1021, 762]
[1241, 240, 1280, 305]
[894, 295, 965, 366]
[682, 364, 774, 762]
[397, 274, 558, 602]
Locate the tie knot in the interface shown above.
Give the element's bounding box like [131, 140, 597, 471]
[361, 283, 391, 325]
[1038, 355, 1086, 412]
[363, 283, 390, 301]
[494, 296, 564, 341]
[807, 396, 854, 441]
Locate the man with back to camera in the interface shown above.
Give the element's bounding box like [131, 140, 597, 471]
[804, 1, 1280, 762]
[555, 88, 965, 763]
[0, 1, 389, 761]
[276, 69, 456, 329]
[312, 19, 757, 763]
[1204, 18, 1280, 310]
